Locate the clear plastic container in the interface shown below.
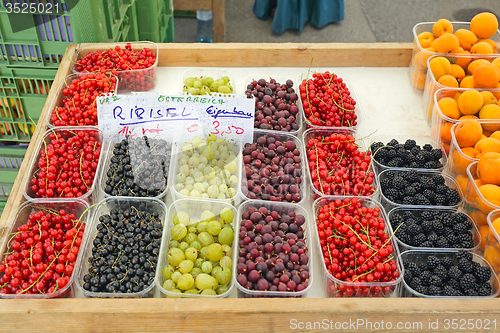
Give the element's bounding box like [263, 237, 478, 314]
[0, 199, 91, 298]
[75, 196, 168, 298]
[296, 71, 363, 131]
[72, 42, 159, 93]
[369, 134, 448, 175]
[181, 69, 236, 95]
[243, 75, 302, 137]
[169, 135, 243, 206]
[46, 73, 119, 129]
[234, 200, 313, 298]
[409, 21, 500, 93]
[485, 210, 500, 276]
[387, 206, 481, 253]
[98, 136, 173, 203]
[302, 127, 378, 201]
[23, 126, 105, 205]
[241, 130, 306, 205]
[430, 88, 500, 155]
[400, 250, 500, 298]
[378, 169, 463, 213]
[155, 198, 238, 298]
[464, 161, 500, 216]
[312, 196, 403, 297]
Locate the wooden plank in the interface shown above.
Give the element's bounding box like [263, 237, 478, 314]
[173, 0, 211, 11]
[0, 298, 500, 332]
[155, 43, 413, 67]
[212, 0, 225, 42]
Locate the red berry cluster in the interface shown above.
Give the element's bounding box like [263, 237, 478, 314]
[299, 72, 357, 127]
[0, 209, 85, 295]
[50, 73, 117, 127]
[305, 132, 376, 198]
[316, 198, 400, 297]
[30, 130, 101, 199]
[75, 43, 157, 91]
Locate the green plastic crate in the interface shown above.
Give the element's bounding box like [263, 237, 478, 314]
[136, 0, 173, 42]
[0, 146, 27, 219]
[0, 0, 138, 68]
[0, 67, 56, 142]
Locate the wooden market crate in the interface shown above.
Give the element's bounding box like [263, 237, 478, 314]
[0, 43, 499, 333]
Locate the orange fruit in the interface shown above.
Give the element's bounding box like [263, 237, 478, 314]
[453, 91, 462, 103]
[417, 32, 435, 48]
[433, 19, 454, 38]
[450, 64, 466, 82]
[478, 184, 500, 213]
[455, 174, 470, 200]
[458, 90, 484, 115]
[478, 225, 489, 251]
[470, 209, 488, 227]
[452, 146, 478, 176]
[437, 74, 459, 88]
[492, 217, 500, 236]
[484, 245, 500, 273]
[429, 56, 451, 80]
[475, 137, 500, 158]
[470, 12, 499, 39]
[460, 76, 477, 88]
[477, 152, 500, 185]
[478, 39, 498, 53]
[493, 82, 500, 100]
[411, 69, 427, 90]
[490, 131, 500, 141]
[470, 41, 494, 54]
[455, 119, 483, 147]
[436, 33, 460, 53]
[440, 122, 454, 143]
[454, 49, 472, 69]
[468, 59, 491, 75]
[438, 97, 460, 119]
[454, 29, 477, 50]
[481, 91, 499, 106]
[479, 104, 500, 132]
[473, 64, 500, 88]
[412, 51, 427, 70]
[492, 57, 500, 71]
[419, 47, 437, 68]
[459, 115, 479, 120]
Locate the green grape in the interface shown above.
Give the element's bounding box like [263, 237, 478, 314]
[200, 76, 207, 85]
[201, 289, 217, 296]
[202, 182, 210, 190]
[184, 77, 196, 86]
[220, 256, 232, 269]
[216, 267, 231, 285]
[205, 76, 214, 85]
[185, 233, 197, 245]
[190, 189, 202, 198]
[194, 258, 204, 268]
[200, 210, 215, 222]
[215, 78, 224, 87]
[219, 151, 229, 161]
[199, 247, 207, 260]
[201, 193, 209, 199]
[220, 208, 234, 224]
[224, 160, 238, 174]
[211, 265, 221, 278]
[197, 163, 206, 172]
[229, 175, 238, 186]
[191, 136, 203, 147]
[179, 189, 190, 196]
[190, 241, 202, 251]
[173, 211, 190, 225]
[218, 184, 227, 194]
[216, 284, 229, 295]
[182, 142, 193, 154]
[199, 155, 208, 165]
[201, 261, 213, 274]
[184, 289, 200, 295]
[218, 226, 234, 245]
[193, 170, 204, 180]
[218, 85, 231, 94]
[162, 265, 175, 279]
[174, 183, 184, 192]
[219, 169, 231, 179]
[207, 134, 217, 143]
[222, 244, 232, 257]
[198, 232, 214, 247]
[203, 166, 216, 179]
[171, 224, 187, 241]
[188, 226, 197, 234]
[179, 241, 189, 252]
[227, 188, 237, 198]
[222, 76, 230, 84]
[217, 193, 227, 200]
[210, 83, 219, 92]
[206, 243, 223, 261]
[200, 86, 211, 95]
[193, 80, 202, 88]
[162, 279, 176, 291]
[167, 289, 182, 297]
[178, 260, 194, 274]
[219, 144, 228, 153]
[194, 183, 205, 193]
[191, 267, 202, 277]
[169, 240, 180, 248]
[188, 156, 200, 167]
[202, 146, 211, 160]
[185, 184, 194, 192]
[185, 247, 198, 261]
[167, 248, 185, 266]
[207, 185, 219, 198]
[171, 271, 182, 283]
[207, 221, 221, 236]
[179, 155, 189, 165]
[185, 176, 194, 185]
[183, 86, 189, 93]
[216, 160, 226, 171]
[195, 273, 219, 290]
[177, 273, 194, 290]
[197, 222, 208, 233]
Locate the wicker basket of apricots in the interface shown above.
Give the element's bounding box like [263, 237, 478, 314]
[410, 11, 499, 92]
[431, 89, 500, 154]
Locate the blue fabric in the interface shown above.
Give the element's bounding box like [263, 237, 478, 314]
[253, 0, 344, 34]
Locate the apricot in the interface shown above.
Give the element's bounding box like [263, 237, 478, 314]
[451, 146, 477, 176]
[450, 64, 466, 82]
[478, 104, 500, 132]
[417, 31, 435, 48]
[454, 29, 477, 50]
[477, 152, 500, 185]
[478, 39, 498, 53]
[478, 225, 489, 251]
[474, 64, 500, 89]
[458, 90, 484, 115]
[454, 49, 472, 69]
[433, 19, 454, 38]
[429, 56, 451, 80]
[470, 209, 488, 227]
[478, 184, 500, 213]
[470, 12, 499, 39]
[460, 76, 477, 88]
[440, 122, 454, 143]
[437, 97, 460, 119]
[454, 119, 483, 147]
[470, 41, 494, 54]
[468, 59, 491, 75]
[480, 91, 499, 107]
[411, 69, 426, 90]
[437, 74, 459, 88]
[475, 137, 500, 158]
[436, 33, 460, 53]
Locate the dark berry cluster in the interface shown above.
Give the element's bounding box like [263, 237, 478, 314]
[82, 206, 162, 294]
[371, 139, 443, 169]
[391, 210, 475, 249]
[381, 170, 461, 206]
[403, 251, 493, 297]
[104, 136, 171, 197]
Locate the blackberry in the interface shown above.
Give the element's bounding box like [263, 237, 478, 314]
[387, 149, 397, 159]
[434, 265, 448, 280]
[380, 178, 391, 190]
[478, 285, 492, 296]
[390, 213, 404, 228]
[427, 256, 441, 270]
[431, 148, 443, 160]
[458, 258, 473, 273]
[432, 221, 444, 235]
[406, 262, 420, 276]
[386, 170, 398, 179]
[441, 257, 453, 269]
[404, 170, 420, 184]
[435, 185, 448, 195]
[421, 150, 433, 162]
[412, 182, 423, 192]
[465, 289, 479, 297]
[398, 233, 412, 244]
[396, 147, 407, 159]
[453, 223, 468, 233]
[414, 194, 431, 205]
[375, 149, 388, 162]
[447, 266, 464, 281]
[429, 275, 443, 286]
[443, 285, 457, 296]
[471, 261, 481, 273]
[410, 276, 423, 290]
[427, 232, 438, 244]
[409, 162, 420, 168]
[423, 143, 433, 151]
[404, 270, 413, 283]
[447, 278, 460, 290]
[406, 222, 422, 236]
[435, 236, 449, 248]
[431, 174, 446, 186]
[402, 196, 415, 205]
[415, 153, 426, 166]
[443, 227, 455, 237]
[423, 161, 436, 169]
[462, 218, 473, 231]
[421, 210, 434, 221]
[460, 273, 477, 291]
[371, 141, 384, 154]
[421, 220, 434, 233]
[413, 284, 428, 295]
[452, 212, 468, 224]
[384, 188, 399, 202]
[412, 233, 427, 246]
[434, 194, 447, 206]
[420, 177, 436, 190]
[428, 285, 442, 296]
[410, 146, 421, 156]
[445, 188, 461, 206]
[403, 211, 415, 220]
[391, 176, 406, 190]
[441, 215, 454, 227]
[458, 232, 473, 247]
[422, 189, 436, 202]
[406, 154, 418, 165]
[457, 250, 473, 262]
[405, 187, 417, 197]
[475, 266, 491, 283]
[462, 239, 475, 248]
[404, 139, 417, 150]
[421, 241, 434, 247]
[419, 270, 432, 285]
[387, 158, 404, 167]
[388, 139, 399, 147]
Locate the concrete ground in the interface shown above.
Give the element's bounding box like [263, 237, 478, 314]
[174, 0, 499, 43]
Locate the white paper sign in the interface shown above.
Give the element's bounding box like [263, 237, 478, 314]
[97, 93, 255, 144]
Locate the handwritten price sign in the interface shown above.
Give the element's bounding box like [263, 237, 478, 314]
[97, 93, 255, 144]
